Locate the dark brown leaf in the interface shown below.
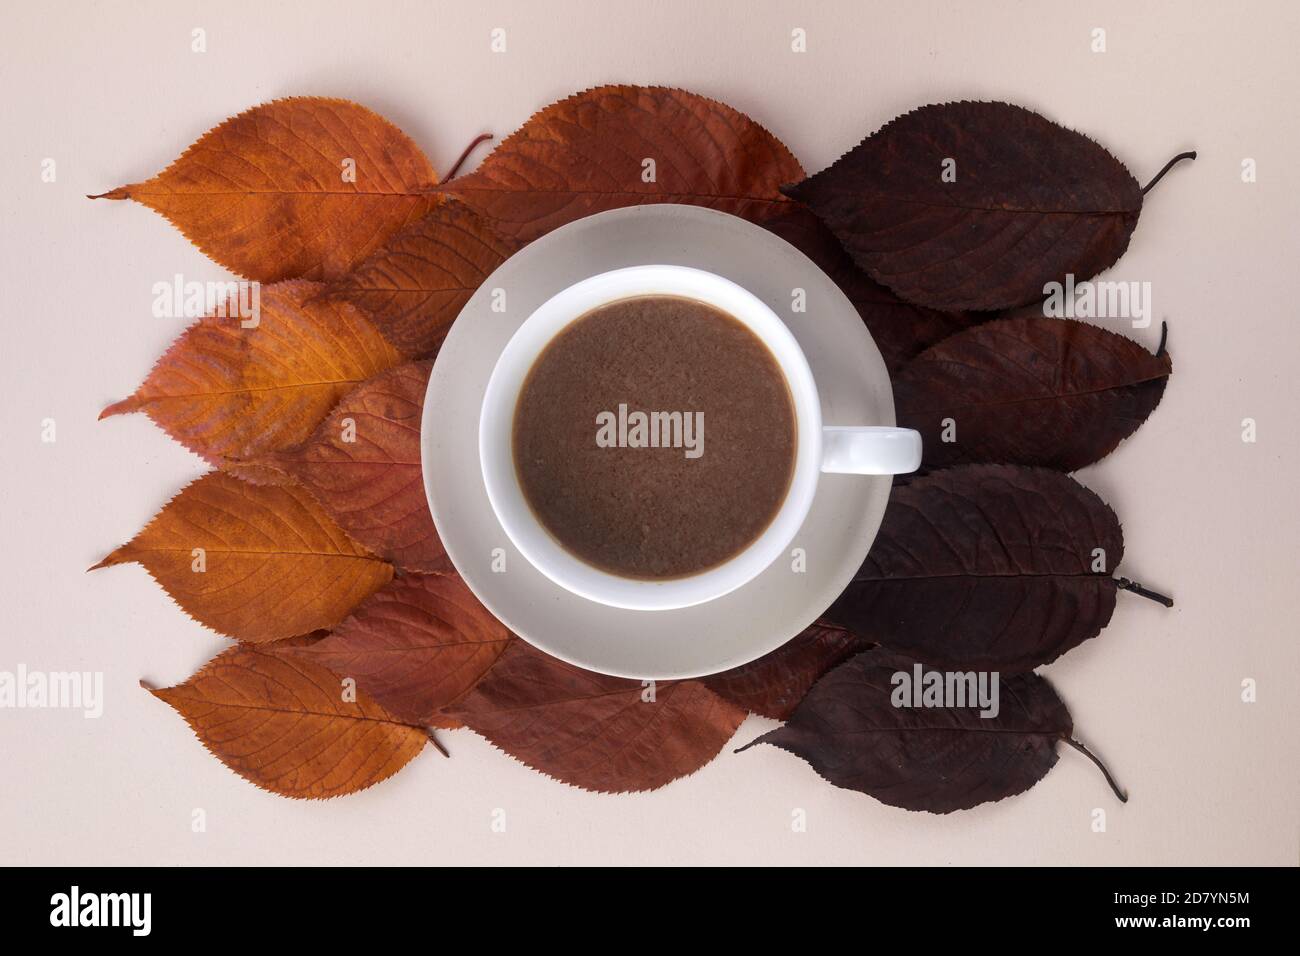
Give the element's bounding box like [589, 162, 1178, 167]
[740, 649, 1078, 813]
[825, 465, 1123, 671]
[446, 640, 746, 792]
[757, 201, 982, 373]
[783, 101, 1143, 311]
[895, 316, 1171, 471]
[290, 573, 510, 725]
[321, 200, 521, 357]
[705, 622, 872, 720]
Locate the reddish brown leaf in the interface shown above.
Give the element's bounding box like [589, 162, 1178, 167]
[441, 85, 804, 243]
[290, 574, 509, 724]
[101, 280, 403, 484]
[740, 650, 1122, 813]
[92, 97, 441, 281]
[705, 622, 873, 720]
[784, 101, 1145, 311]
[92, 472, 393, 642]
[825, 465, 1124, 671]
[322, 200, 521, 356]
[264, 360, 447, 571]
[146, 640, 428, 799]
[895, 316, 1172, 471]
[446, 640, 746, 792]
[757, 202, 981, 373]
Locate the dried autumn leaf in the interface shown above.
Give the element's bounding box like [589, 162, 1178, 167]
[92, 472, 393, 642]
[705, 622, 872, 720]
[757, 202, 981, 373]
[895, 317, 1172, 471]
[264, 360, 447, 571]
[741, 649, 1125, 813]
[825, 465, 1124, 671]
[441, 85, 804, 243]
[146, 639, 429, 799]
[784, 101, 1152, 311]
[290, 573, 509, 724]
[322, 200, 520, 356]
[447, 640, 746, 792]
[92, 97, 441, 281]
[101, 280, 403, 484]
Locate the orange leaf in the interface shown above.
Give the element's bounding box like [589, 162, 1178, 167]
[93, 473, 393, 642]
[146, 640, 428, 798]
[101, 280, 403, 484]
[267, 360, 446, 570]
[447, 640, 747, 792]
[441, 85, 804, 242]
[291, 574, 510, 724]
[322, 201, 520, 356]
[92, 97, 442, 282]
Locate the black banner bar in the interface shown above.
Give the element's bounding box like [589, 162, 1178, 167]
[3, 866, 1287, 939]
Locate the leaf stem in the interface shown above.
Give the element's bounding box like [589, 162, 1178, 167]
[1115, 577, 1174, 607]
[440, 133, 494, 184]
[1141, 151, 1197, 195]
[426, 729, 450, 757]
[1065, 736, 1128, 803]
[1156, 320, 1169, 357]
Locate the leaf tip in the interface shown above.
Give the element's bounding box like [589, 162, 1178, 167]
[87, 552, 119, 572]
[228, 452, 295, 483]
[88, 540, 137, 572]
[88, 186, 132, 201]
[99, 395, 141, 420]
[778, 181, 806, 201]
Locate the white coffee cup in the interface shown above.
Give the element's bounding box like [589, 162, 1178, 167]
[479, 265, 921, 611]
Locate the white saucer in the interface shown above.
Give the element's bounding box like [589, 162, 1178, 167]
[422, 204, 895, 680]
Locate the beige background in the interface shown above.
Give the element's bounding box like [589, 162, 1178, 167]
[2, 0, 1297, 866]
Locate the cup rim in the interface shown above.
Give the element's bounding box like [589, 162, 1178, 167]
[478, 264, 822, 611]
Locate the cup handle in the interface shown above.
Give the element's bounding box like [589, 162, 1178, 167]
[821, 425, 922, 475]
